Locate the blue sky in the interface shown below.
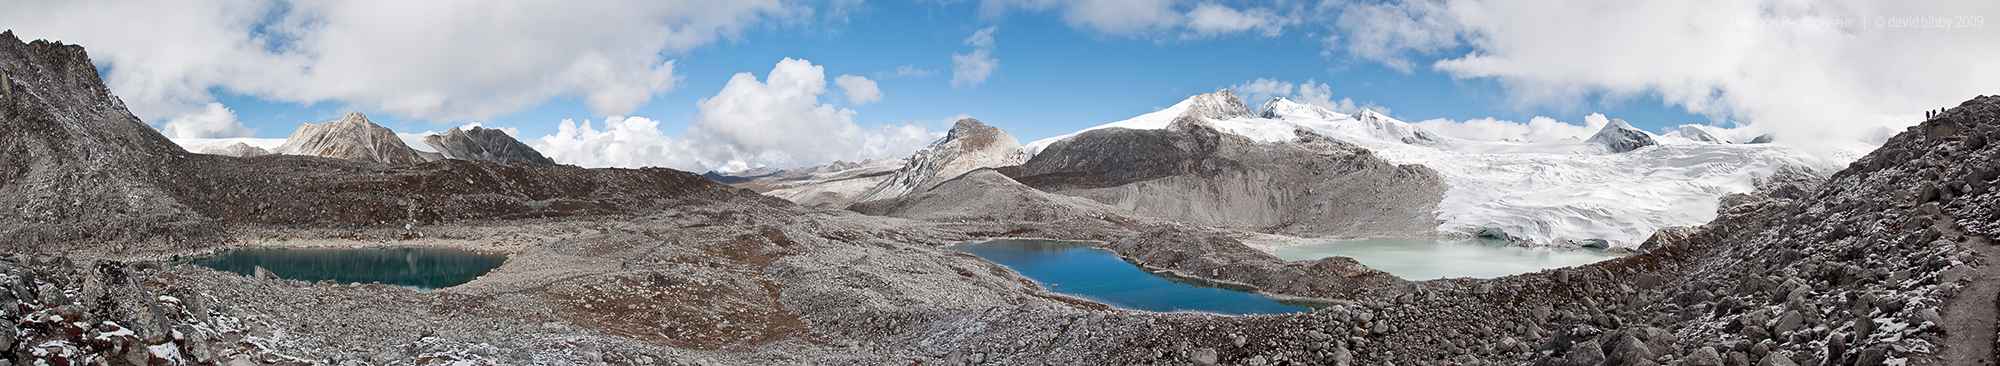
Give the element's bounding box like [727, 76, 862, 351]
[212, 2, 1707, 143]
[8, 0, 1997, 171]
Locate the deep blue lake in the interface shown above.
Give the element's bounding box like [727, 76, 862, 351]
[951, 239, 1310, 315]
[186, 247, 508, 291]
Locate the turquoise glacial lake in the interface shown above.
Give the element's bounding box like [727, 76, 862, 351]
[186, 247, 508, 291]
[951, 239, 1310, 315]
[1273, 237, 1621, 280]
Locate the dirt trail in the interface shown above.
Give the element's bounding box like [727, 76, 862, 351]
[1934, 216, 1997, 365]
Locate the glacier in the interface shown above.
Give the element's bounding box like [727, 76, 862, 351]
[1027, 94, 1875, 248]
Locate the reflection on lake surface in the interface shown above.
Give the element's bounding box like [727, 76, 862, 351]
[951, 239, 1309, 315]
[185, 247, 508, 291]
[1273, 237, 1621, 280]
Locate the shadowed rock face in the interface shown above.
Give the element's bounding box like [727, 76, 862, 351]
[424, 126, 555, 165]
[850, 118, 1026, 204]
[274, 111, 429, 166]
[1011, 97, 1446, 238]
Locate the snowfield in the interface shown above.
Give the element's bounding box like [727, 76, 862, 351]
[1028, 96, 1875, 248]
[169, 137, 287, 154]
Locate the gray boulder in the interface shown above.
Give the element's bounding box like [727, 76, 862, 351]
[1566, 340, 1606, 366]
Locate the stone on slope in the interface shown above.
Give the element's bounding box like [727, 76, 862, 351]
[422, 126, 555, 164]
[851, 118, 1026, 203]
[273, 111, 429, 166]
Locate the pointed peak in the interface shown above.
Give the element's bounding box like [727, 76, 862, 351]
[1605, 118, 1636, 129]
[1352, 108, 1392, 121]
[1179, 89, 1255, 122]
[338, 111, 370, 123]
[950, 118, 995, 132]
[1587, 118, 1658, 153]
[1666, 126, 1722, 143]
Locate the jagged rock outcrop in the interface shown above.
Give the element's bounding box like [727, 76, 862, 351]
[423, 126, 554, 164]
[273, 111, 429, 166]
[850, 118, 1026, 203]
[196, 141, 270, 157]
[1586, 118, 1658, 153]
[1009, 91, 1446, 238]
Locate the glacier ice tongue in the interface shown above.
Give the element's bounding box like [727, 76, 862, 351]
[1026, 92, 1873, 247]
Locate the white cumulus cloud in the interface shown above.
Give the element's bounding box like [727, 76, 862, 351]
[1230, 78, 1391, 116]
[834, 74, 883, 105]
[978, 0, 1292, 38]
[0, 0, 814, 128]
[952, 27, 1001, 89]
[1182, 3, 1290, 39]
[1327, 0, 2000, 144]
[532, 58, 941, 172]
[159, 102, 253, 139]
[1411, 114, 1610, 143]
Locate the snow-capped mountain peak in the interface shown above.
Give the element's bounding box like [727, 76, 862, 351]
[1585, 118, 1659, 153]
[1020, 89, 1872, 248]
[1661, 126, 1724, 144]
[1256, 97, 1342, 120]
[1179, 89, 1256, 123]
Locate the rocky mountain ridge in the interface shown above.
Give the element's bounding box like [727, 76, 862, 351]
[850, 118, 1026, 204]
[272, 111, 431, 166]
[423, 126, 554, 164]
[1008, 90, 1446, 238]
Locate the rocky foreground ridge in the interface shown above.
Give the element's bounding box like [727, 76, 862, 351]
[1, 30, 1997, 366]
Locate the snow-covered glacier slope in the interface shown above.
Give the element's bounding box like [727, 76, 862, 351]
[1029, 94, 1873, 248]
[170, 137, 287, 154]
